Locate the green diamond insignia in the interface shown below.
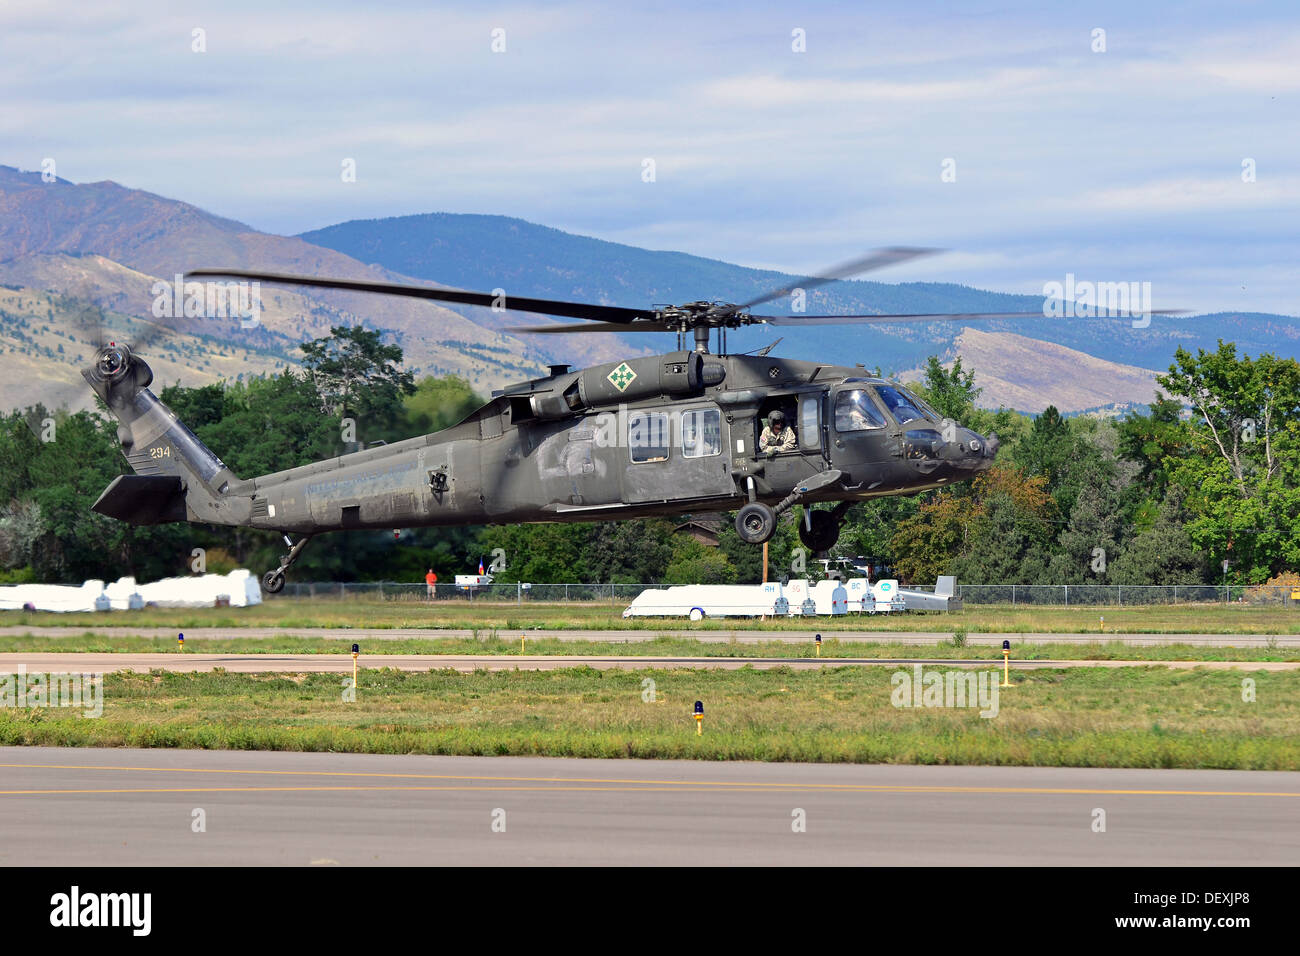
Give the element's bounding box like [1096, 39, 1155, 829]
[607, 361, 637, 391]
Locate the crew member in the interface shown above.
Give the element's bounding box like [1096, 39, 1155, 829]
[425, 568, 438, 600]
[759, 409, 797, 454]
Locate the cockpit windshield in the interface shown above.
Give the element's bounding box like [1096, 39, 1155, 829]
[835, 389, 887, 431]
[873, 385, 936, 425]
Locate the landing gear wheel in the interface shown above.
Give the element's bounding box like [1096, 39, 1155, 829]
[735, 502, 777, 544]
[260, 534, 313, 595]
[799, 509, 840, 553]
[688, 607, 705, 622]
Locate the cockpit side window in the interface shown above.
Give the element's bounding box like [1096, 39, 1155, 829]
[873, 385, 931, 425]
[834, 389, 887, 432]
[906, 389, 942, 422]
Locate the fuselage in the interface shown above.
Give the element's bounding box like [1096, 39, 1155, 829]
[218, 350, 998, 535]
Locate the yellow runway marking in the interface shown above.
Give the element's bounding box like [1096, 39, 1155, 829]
[0, 764, 1297, 798]
[0, 786, 929, 795]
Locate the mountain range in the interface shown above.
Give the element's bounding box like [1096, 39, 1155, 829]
[2, 164, 1296, 416]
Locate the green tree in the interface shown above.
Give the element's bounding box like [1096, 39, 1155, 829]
[1014, 406, 1072, 481]
[1117, 393, 1184, 495]
[300, 325, 416, 437]
[1045, 455, 1122, 584]
[403, 376, 483, 435]
[1108, 486, 1210, 585]
[1157, 343, 1300, 582]
[915, 355, 980, 421]
[663, 535, 737, 584]
[477, 523, 592, 582]
[584, 519, 676, 583]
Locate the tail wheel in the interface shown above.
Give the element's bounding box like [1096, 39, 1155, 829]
[261, 570, 285, 594]
[735, 502, 777, 544]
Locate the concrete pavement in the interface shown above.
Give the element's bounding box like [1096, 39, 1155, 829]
[2, 626, 1296, 646]
[0, 747, 1296, 865]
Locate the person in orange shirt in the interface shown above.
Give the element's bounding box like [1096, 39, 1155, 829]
[425, 568, 438, 600]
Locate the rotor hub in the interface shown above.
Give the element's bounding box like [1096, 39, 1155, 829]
[95, 343, 132, 382]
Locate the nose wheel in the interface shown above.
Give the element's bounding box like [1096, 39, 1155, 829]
[262, 534, 313, 594]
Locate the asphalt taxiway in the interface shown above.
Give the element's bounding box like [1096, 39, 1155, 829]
[2, 626, 1296, 646]
[0, 747, 1295, 865]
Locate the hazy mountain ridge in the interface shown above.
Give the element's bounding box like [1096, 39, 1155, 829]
[301, 211, 1300, 378]
[3, 164, 1294, 414]
[0, 167, 562, 399]
[899, 328, 1162, 413]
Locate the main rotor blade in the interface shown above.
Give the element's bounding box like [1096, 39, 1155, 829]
[186, 269, 653, 325]
[736, 247, 940, 310]
[505, 320, 676, 334]
[751, 308, 1186, 326]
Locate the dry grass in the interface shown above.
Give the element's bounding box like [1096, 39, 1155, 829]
[2, 665, 1297, 769]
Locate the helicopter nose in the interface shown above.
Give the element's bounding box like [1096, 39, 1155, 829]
[964, 430, 998, 471]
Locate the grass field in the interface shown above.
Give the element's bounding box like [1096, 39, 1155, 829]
[1, 633, 1295, 661]
[1, 665, 1295, 769]
[3, 598, 1299, 634]
[5, 598, 1294, 769]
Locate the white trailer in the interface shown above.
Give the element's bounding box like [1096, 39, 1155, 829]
[842, 578, 906, 613]
[809, 580, 849, 615]
[623, 582, 789, 620]
[869, 579, 907, 613]
[0, 570, 261, 612]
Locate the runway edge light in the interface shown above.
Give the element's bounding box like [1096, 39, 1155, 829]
[694, 700, 704, 736]
[177, 632, 184, 652]
[351, 643, 359, 692]
[815, 633, 822, 657]
[1001, 639, 1012, 688]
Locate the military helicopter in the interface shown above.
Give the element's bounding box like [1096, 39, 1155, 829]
[79, 249, 1107, 592]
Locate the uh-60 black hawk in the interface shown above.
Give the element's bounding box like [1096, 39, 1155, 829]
[82, 248, 1068, 593]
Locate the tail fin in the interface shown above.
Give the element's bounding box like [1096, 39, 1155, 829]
[83, 344, 240, 525]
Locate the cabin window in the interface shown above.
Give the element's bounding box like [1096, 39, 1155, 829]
[680, 408, 722, 458]
[799, 394, 821, 450]
[629, 411, 670, 462]
[835, 389, 886, 431]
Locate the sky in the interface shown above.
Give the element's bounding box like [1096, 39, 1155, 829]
[2, 0, 1298, 315]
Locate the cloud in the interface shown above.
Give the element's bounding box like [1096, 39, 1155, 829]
[1, 0, 1298, 315]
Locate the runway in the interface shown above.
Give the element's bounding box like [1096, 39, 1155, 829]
[0, 747, 1295, 865]
[0, 652, 1295, 673]
[1, 626, 1296, 646]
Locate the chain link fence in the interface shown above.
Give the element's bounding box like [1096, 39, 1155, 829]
[270, 581, 1300, 607]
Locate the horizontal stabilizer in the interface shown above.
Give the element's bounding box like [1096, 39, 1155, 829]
[92, 475, 187, 525]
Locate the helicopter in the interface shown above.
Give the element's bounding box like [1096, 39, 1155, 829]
[79, 248, 1127, 593]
